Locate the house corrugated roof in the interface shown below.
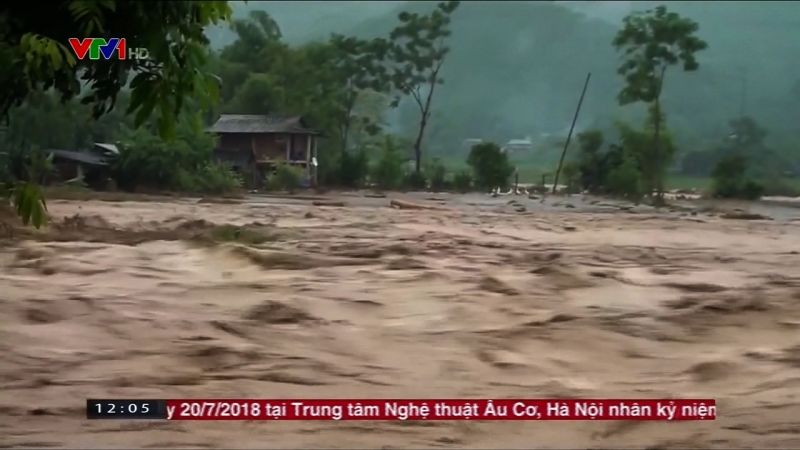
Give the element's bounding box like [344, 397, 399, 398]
[47, 149, 108, 166]
[209, 114, 319, 135]
[94, 142, 119, 154]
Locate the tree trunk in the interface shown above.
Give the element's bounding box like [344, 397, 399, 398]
[341, 89, 356, 154]
[652, 65, 667, 204]
[412, 115, 426, 173]
[412, 64, 442, 173]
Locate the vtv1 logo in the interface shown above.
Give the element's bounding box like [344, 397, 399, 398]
[68, 38, 149, 61]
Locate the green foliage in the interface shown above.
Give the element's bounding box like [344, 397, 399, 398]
[561, 162, 580, 194]
[467, 142, 514, 191]
[317, 144, 342, 186]
[328, 35, 391, 151]
[1, 1, 231, 139]
[403, 171, 428, 191]
[114, 129, 204, 191]
[452, 170, 473, 193]
[266, 163, 303, 192]
[338, 149, 369, 188]
[760, 178, 800, 197]
[740, 180, 766, 200]
[428, 158, 447, 192]
[111, 115, 226, 192]
[4, 181, 47, 228]
[371, 136, 405, 190]
[0, 147, 51, 228]
[176, 162, 241, 194]
[617, 115, 677, 196]
[0, 90, 132, 153]
[576, 130, 607, 191]
[1, 1, 232, 227]
[613, 5, 708, 105]
[711, 153, 763, 200]
[606, 156, 643, 200]
[576, 120, 675, 199]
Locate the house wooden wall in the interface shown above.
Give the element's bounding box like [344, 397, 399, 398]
[218, 133, 311, 163]
[218, 134, 252, 153]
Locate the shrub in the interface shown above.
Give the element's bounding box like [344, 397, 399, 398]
[760, 178, 800, 197]
[174, 167, 200, 192]
[267, 163, 304, 193]
[560, 162, 581, 194]
[711, 153, 764, 200]
[173, 163, 241, 194]
[195, 163, 242, 194]
[576, 130, 606, 191]
[606, 156, 643, 200]
[317, 145, 342, 186]
[339, 149, 369, 188]
[453, 170, 473, 193]
[403, 171, 428, 190]
[467, 142, 514, 191]
[113, 125, 210, 192]
[740, 180, 765, 200]
[371, 136, 405, 190]
[428, 158, 447, 192]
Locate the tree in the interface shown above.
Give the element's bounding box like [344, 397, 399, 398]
[606, 155, 643, 200]
[266, 163, 303, 193]
[1, 0, 232, 227]
[2, 1, 230, 135]
[576, 130, 606, 191]
[385, 0, 460, 173]
[617, 107, 676, 196]
[467, 142, 514, 191]
[561, 162, 580, 193]
[428, 158, 448, 192]
[613, 5, 707, 203]
[329, 35, 389, 153]
[371, 135, 405, 190]
[452, 170, 473, 193]
[711, 153, 763, 200]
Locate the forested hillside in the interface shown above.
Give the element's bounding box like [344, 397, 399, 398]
[209, 1, 799, 160]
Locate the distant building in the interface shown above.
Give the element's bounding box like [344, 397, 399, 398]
[501, 137, 533, 153]
[462, 138, 483, 150]
[208, 114, 321, 188]
[46, 142, 118, 189]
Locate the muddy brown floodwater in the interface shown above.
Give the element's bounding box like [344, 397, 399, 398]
[1, 192, 799, 448]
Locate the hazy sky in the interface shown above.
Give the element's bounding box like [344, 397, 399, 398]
[556, 1, 632, 22]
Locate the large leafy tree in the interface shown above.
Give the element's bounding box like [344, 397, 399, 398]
[329, 34, 389, 153]
[467, 142, 514, 191]
[0, 0, 231, 227]
[612, 5, 707, 203]
[385, 0, 460, 173]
